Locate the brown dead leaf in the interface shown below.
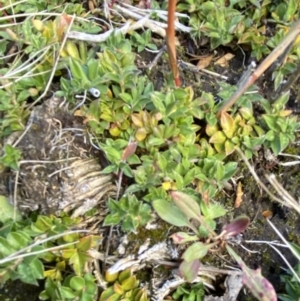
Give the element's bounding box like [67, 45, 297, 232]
[214, 53, 235, 67]
[122, 142, 138, 161]
[197, 55, 213, 70]
[234, 181, 243, 208]
[57, 14, 72, 41]
[262, 210, 273, 219]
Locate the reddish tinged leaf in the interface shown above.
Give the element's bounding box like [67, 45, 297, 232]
[227, 245, 277, 301]
[170, 232, 198, 244]
[223, 216, 250, 238]
[57, 14, 72, 40]
[178, 259, 200, 282]
[122, 142, 138, 161]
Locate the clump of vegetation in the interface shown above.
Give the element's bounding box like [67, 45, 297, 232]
[172, 282, 205, 301]
[1, 0, 300, 300]
[279, 264, 300, 301]
[100, 268, 148, 301]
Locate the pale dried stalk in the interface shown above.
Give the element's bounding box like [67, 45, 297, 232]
[217, 19, 300, 116]
[265, 174, 300, 215]
[67, 3, 191, 42]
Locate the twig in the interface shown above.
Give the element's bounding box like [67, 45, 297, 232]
[138, 45, 166, 70]
[0, 230, 89, 264]
[217, 18, 300, 116]
[0, 12, 87, 27]
[115, 3, 191, 32]
[266, 218, 300, 263]
[178, 60, 228, 80]
[166, 0, 180, 86]
[236, 148, 286, 206]
[67, 19, 162, 42]
[265, 174, 300, 215]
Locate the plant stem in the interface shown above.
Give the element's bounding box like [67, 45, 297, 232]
[217, 18, 300, 116]
[166, 0, 181, 86]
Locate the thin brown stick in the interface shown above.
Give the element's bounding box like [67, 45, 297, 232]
[217, 19, 300, 117]
[166, 0, 180, 86]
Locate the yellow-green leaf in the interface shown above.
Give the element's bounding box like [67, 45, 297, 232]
[209, 131, 226, 144]
[135, 128, 148, 141]
[131, 114, 144, 128]
[225, 140, 236, 156]
[220, 112, 235, 138]
[205, 124, 219, 137]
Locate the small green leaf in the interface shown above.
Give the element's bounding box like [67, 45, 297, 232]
[263, 115, 279, 132]
[201, 202, 226, 219]
[153, 199, 190, 227]
[121, 275, 138, 291]
[0, 196, 22, 223]
[179, 259, 200, 282]
[273, 91, 290, 111]
[77, 236, 93, 252]
[69, 58, 89, 83]
[209, 131, 227, 144]
[1, 144, 21, 170]
[170, 191, 201, 222]
[104, 214, 122, 226]
[85, 279, 97, 295]
[182, 242, 215, 262]
[151, 92, 166, 114]
[59, 286, 78, 299]
[119, 92, 132, 103]
[70, 276, 86, 291]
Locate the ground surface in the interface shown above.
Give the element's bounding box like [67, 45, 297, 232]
[1, 3, 300, 301]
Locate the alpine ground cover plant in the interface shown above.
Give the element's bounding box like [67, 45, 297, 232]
[0, 0, 300, 300]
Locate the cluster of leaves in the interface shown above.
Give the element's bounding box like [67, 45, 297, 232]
[278, 264, 300, 301]
[0, 0, 103, 138]
[154, 191, 277, 301]
[103, 195, 153, 232]
[0, 144, 22, 171]
[74, 38, 299, 209]
[177, 0, 300, 91]
[0, 210, 100, 301]
[130, 29, 158, 53]
[1, 1, 300, 300]
[172, 282, 205, 301]
[100, 268, 148, 301]
[177, 0, 299, 57]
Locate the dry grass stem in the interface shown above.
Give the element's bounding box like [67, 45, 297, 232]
[28, 14, 76, 109]
[217, 18, 300, 116]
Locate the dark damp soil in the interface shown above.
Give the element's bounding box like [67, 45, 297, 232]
[0, 280, 42, 301]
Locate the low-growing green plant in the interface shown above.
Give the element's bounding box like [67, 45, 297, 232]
[0, 144, 22, 170]
[103, 195, 153, 232]
[172, 282, 205, 301]
[278, 264, 300, 301]
[40, 273, 97, 301]
[0, 212, 98, 288]
[130, 29, 158, 53]
[100, 268, 148, 301]
[260, 92, 300, 155]
[153, 190, 277, 301]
